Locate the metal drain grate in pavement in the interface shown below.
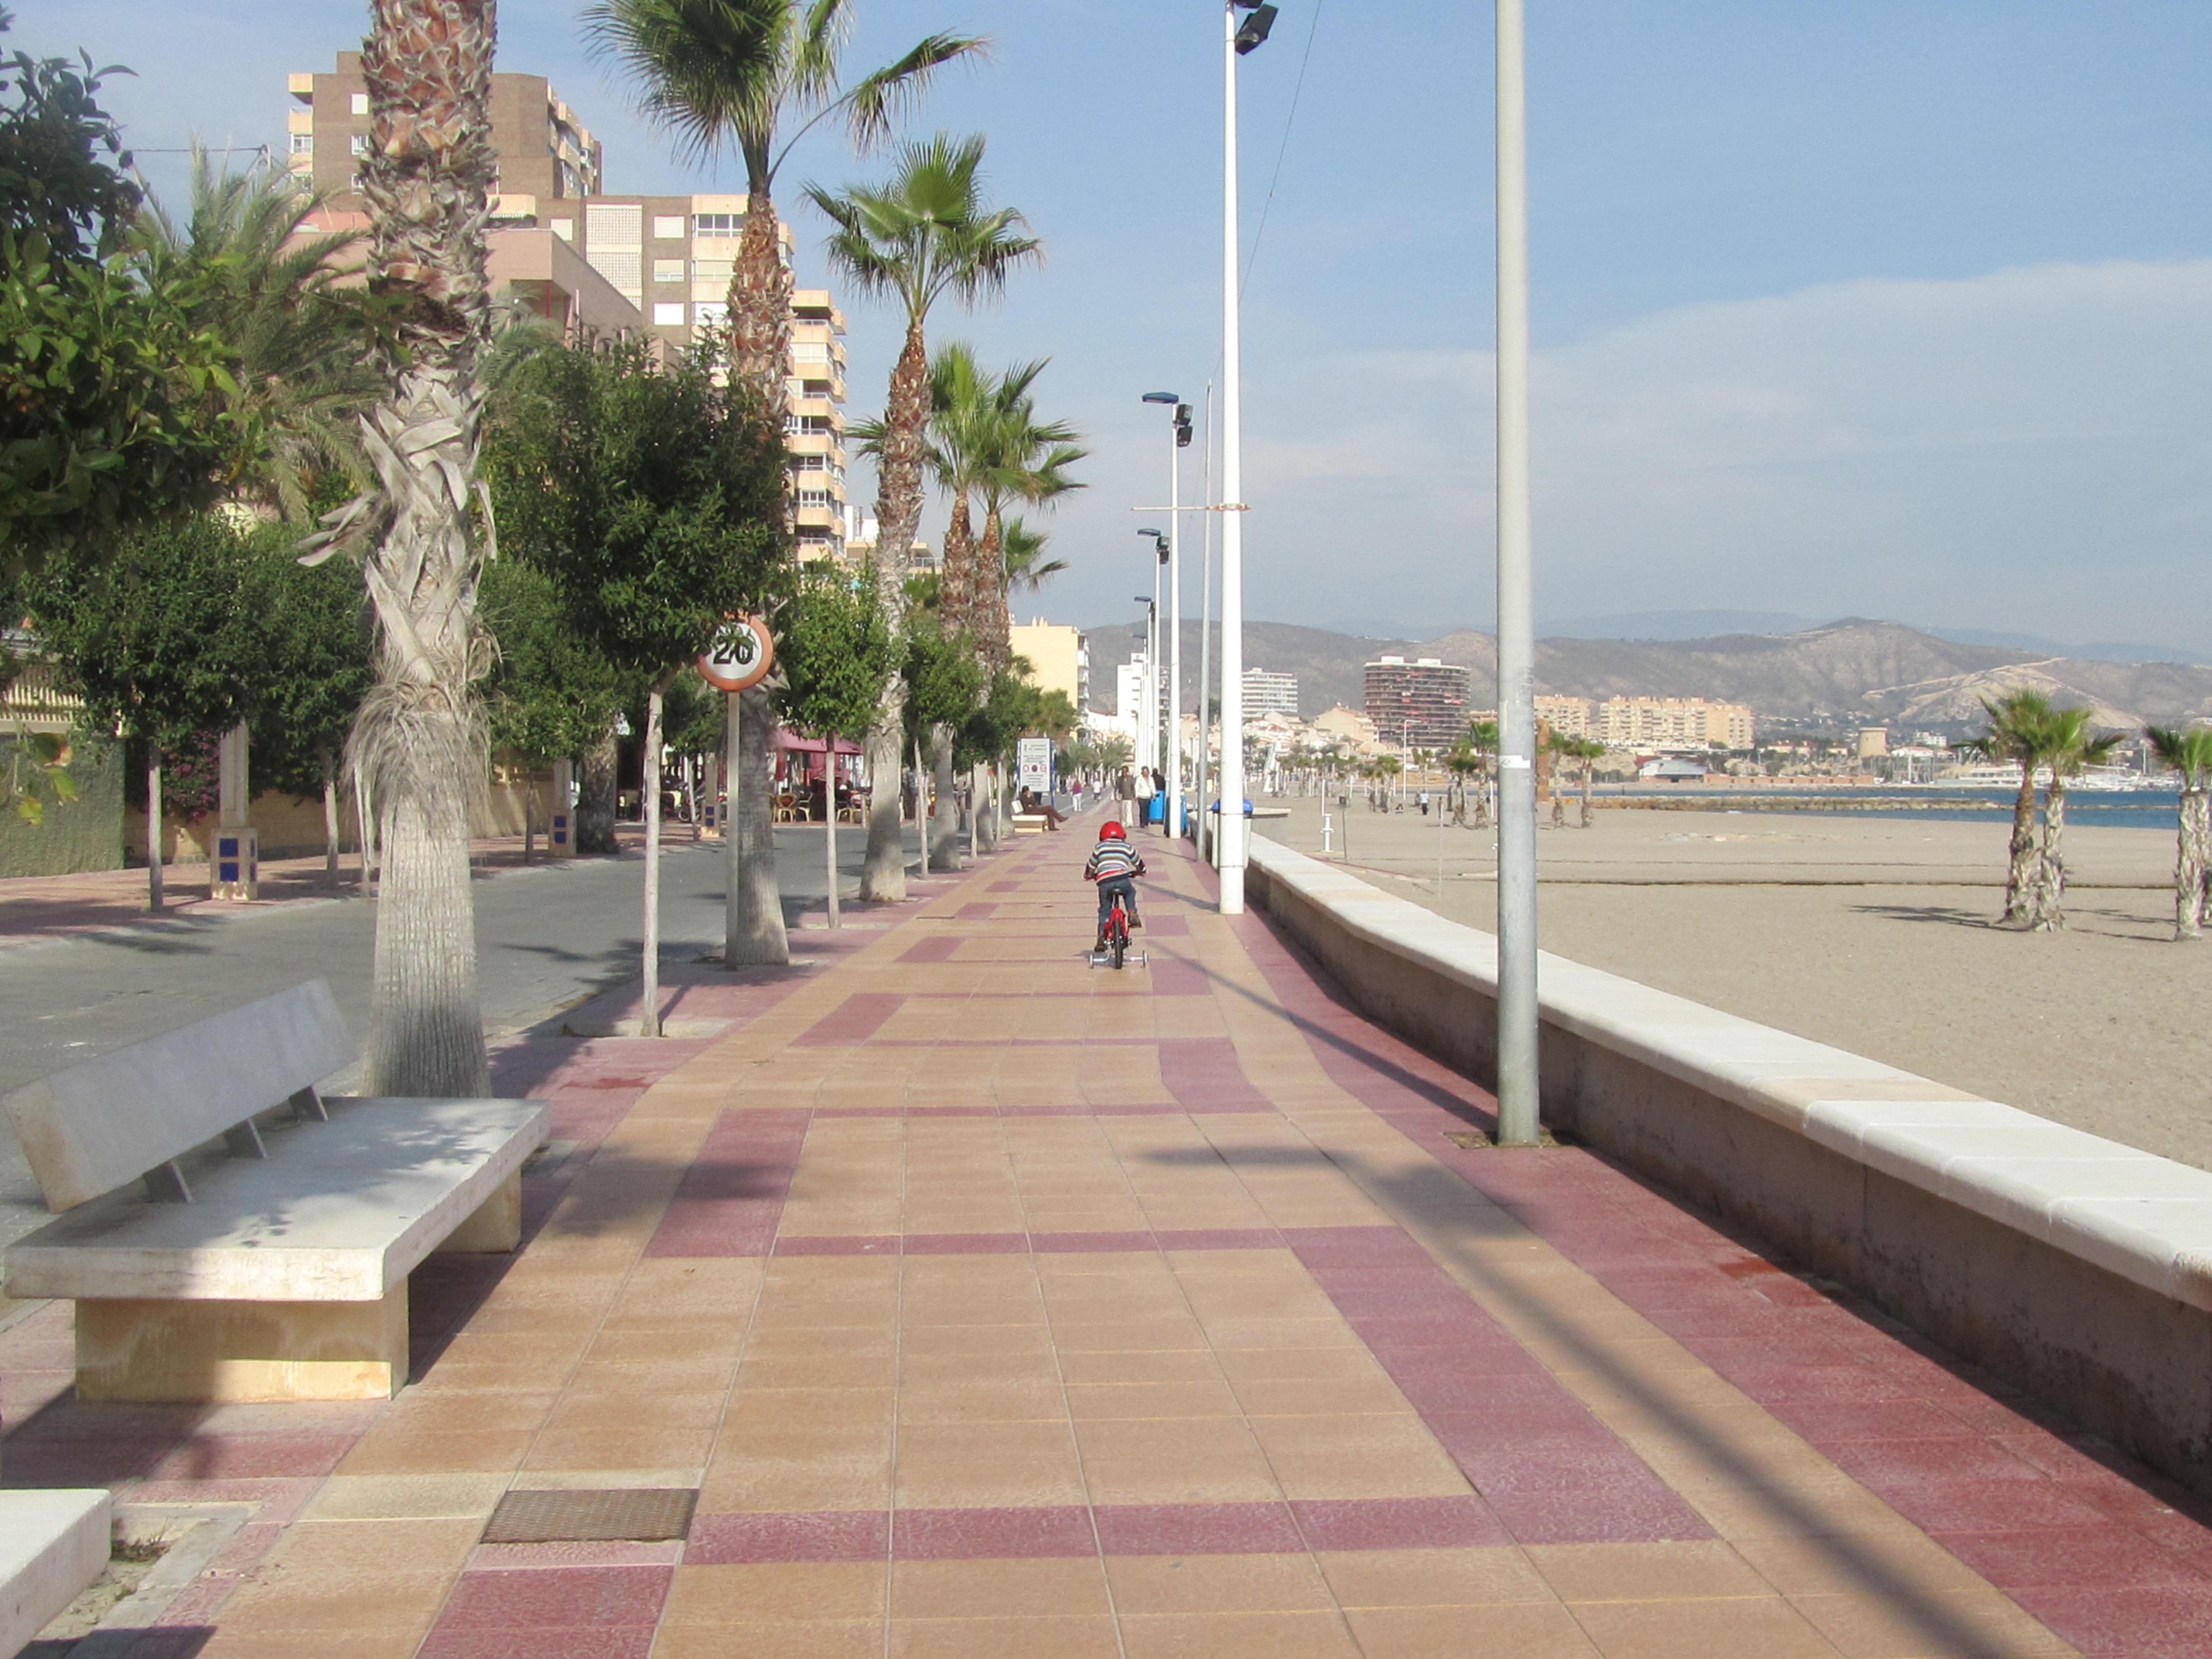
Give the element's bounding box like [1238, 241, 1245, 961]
[482, 1487, 699, 1544]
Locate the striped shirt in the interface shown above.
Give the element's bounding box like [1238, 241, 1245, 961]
[1084, 843, 1145, 882]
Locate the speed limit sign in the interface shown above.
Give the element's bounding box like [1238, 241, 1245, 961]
[699, 614, 774, 692]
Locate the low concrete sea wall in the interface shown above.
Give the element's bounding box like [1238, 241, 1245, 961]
[1245, 835, 2212, 1497]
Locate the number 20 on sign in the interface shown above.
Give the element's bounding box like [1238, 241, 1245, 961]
[699, 615, 774, 692]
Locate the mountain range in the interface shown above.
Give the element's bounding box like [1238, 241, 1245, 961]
[1077, 617, 2212, 733]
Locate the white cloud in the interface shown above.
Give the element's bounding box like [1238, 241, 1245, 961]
[1235, 261, 2212, 648]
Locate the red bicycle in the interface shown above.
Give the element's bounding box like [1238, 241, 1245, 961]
[1102, 886, 1132, 970]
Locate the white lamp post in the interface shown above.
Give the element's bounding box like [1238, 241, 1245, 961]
[1493, 0, 1540, 1143]
[1218, 0, 1278, 911]
[1141, 392, 1192, 840]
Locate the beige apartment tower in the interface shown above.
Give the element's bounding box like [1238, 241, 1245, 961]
[287, 54, 601, 208]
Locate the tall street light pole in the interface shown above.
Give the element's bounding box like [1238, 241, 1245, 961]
[1219, 0, 1277, 911]
[1138, 530, 1167, 807]
[1494, 0, 1540, 1144]
[1196, 381, 1215, 861]
[1141, 394, 1187, 840]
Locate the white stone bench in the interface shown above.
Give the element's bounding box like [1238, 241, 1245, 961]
[1243, 834, 2212, 1499]
[1, 1489, 110, 1658]
[1010, 813, 1050, 836]
[2, 982, 547, 1403]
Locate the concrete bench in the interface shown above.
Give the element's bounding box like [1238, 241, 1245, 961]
[1, 1489, 110, 1658]
[1010, 814, 1050, 835]
[2, 982, 547, 1403]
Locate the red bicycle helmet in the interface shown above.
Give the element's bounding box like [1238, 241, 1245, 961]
[1099, 820, 1126, 841]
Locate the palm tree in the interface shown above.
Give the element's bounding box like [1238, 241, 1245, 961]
[1972, 690, 2058, 927]
[2146, 724, 2212, 940]
[971, 362, 1084, 669]
[1458, 717, 1500, 827]
[300, 0, 500, 1096]
[807, 132, 1037, 899]
[588, 0, 982, 943]
[2034, 707, 2120, 930]
[998, 516, 1067, 594]
[135, 156, 377, 521]
[1547, 732, 1605, 827]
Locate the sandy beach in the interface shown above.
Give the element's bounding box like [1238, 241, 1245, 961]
[1248, 796, 2212, 1170]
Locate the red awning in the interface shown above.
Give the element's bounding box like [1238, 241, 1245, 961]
[773, 728, 864, 756]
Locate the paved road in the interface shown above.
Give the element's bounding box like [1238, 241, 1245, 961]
[0, 826, 918, 1246]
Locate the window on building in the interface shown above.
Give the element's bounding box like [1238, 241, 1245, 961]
[652, 215, 686, 240]
[349, 92, 369, 115]
[691, 258, 734, 282]
[791, 341, 832, 363]
[652, 258, 684, 284]
[797, 489, 835, 509]
[290, 133, 313, 155]
[349, 134, 369, 157]
[693, 302, 727, 326]
[693, 212, 741, 237]
[652, 302, 686, 326]
[791, 454, 826, 472]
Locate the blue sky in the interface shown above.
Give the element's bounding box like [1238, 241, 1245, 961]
[34, 1, 2212, 651]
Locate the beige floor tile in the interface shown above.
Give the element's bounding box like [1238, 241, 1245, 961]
[1050, 1317, 1211, 1353]
[1245, 1412, 1471, 1500]
[1055, 1348, 1226, 1387]
[663, 1562, 887, 1624]
[1316, 1546, 1552, 1609]
[1786, 1591, 2077, 1659]
[1342, 1603, 1603, 1658]
[651, 1620, 884, 1659]
[199, 1630, 431, 1659]
[890, 1557, 1113, 1621]
[1527, 1541, 1773, 1604]
[335, 1426, 536, 1476]
[1730, 1534, 2004, 1601]
[1063, 1379, 1243, 1419]
[303, 1472, 511, 1522]
[1570, 1594, 1842, 1659]
[266, 1518, 481, 1575]
[1077, 1418, 1284, 1504]
[890, 1615, 1124, 1658]
[894, 1419, 1086, 1507]
[1106, 1552, 1334, 1615]
[1117, 1609, 1364, 1659]
[895, 1377, 1069, 1423]
[1228, 1371, 1412, 1417]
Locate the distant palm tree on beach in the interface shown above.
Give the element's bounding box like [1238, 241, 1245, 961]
[1970, 690, 2116, 931]
[2146, 724, 2212, 940]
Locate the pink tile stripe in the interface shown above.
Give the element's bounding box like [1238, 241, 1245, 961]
[1282, 1226, 1711, 1546]
[792, 992, 907, 1047]
[1156, 1036, 1270, 1111]
[953, 902, 997, 921]
[1221, 888, 2212, 1652]
[899, 934, 962, 963]
[643, 1110, 809, 1258]
[417, 1563, 672, 1659]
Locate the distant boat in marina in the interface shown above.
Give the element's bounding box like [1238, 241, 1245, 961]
[1935, 763, 2173, 792]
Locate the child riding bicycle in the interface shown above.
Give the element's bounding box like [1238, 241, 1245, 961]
[1083, 820, 1145, 953]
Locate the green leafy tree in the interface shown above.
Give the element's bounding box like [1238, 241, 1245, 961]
[242, 527, 374, 886]
[479, 558, 622, 860]
[2146, 724, 2212, 941]
[778, 564, 894, 926]
[901, 605, 981, 870]
[809, 132, 1039, 901]
[483, 335, 784, 1029]
[26, 514, 256, 907]
[0, 12, 240, 574]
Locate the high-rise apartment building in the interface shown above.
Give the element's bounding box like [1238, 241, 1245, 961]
[1363, 656, 1471, 750]
[287, 54, 601, 207]
[565, 195, 848, 559]
[284, 57, 849, 558]
[1534, 695, 1591, 738]
[1242, 668, 1299, 720]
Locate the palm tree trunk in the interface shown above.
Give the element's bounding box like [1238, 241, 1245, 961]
[2034, 778, 2069, 932]
[930, 725, 959, 867]
[322, 754, 342, 886]
[355, 0, 497, 1098]
[146, 750, 163, 912]
[2004, 771, 2039, 925]
[940, 494, 975, 635]
[913, 731, 929, 878]
[1580, 761, 1593, 828]
[2196, 787, 2212, 933]
[728, 684, 790, 965]
[975, 504, 1010, 670]
[861, 317, 931, 905]
[2178, 784, 2207, 941]
[354, 759, 375, 896]
[727, 180, 793, 418]
[640, 684, 666, 1036]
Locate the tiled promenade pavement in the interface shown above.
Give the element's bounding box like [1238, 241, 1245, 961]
[7, 827, 2212, 1656]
